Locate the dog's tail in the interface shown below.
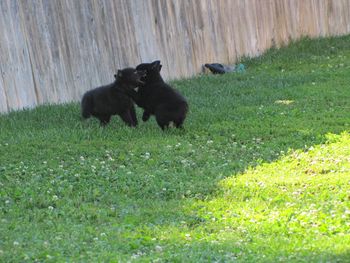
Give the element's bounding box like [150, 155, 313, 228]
[81, 93, 92, 119]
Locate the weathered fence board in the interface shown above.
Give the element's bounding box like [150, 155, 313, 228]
[1, 0, 350, 113]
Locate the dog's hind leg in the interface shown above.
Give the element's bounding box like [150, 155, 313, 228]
[129, 106, 138, 126]
[155, 113, 170, 130]
[98, 115, 111, 126]
[120, 111, 136, 127]
[142, 111, 151, 122]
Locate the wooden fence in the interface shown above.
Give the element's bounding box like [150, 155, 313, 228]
[1, 0, 350, 113]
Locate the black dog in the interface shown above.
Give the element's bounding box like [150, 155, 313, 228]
[126, 60, 188, 130]
[81, 68, 145, 126]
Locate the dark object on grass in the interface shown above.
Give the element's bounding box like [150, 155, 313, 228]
[81, 68, 146, 126]
[126, 60, 188, 130]
[204, 63, 245, 74]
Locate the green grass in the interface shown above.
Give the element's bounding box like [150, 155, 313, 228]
[1, 35, 350, 262]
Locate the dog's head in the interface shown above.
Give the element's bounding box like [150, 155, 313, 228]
[114, 67, 147, 87]
[136, 60, 163, 83]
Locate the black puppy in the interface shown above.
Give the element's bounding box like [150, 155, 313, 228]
[81, 68, 145, 126]
[126, 60, 188, 130]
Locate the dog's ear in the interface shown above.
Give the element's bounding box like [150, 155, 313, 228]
[151, 60, 161, 69]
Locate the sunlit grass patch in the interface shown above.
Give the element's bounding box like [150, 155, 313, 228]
[217, 132, 350, 234]
[275, 99, 294, 105]
[142, 133, 350, 262]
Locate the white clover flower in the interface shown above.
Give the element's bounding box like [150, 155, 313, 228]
[257, 181, 265, 188]
[155, 245, 163, 252]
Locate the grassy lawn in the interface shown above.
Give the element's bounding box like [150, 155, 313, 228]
[1, 35, 350, 262]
